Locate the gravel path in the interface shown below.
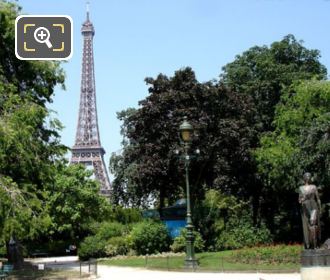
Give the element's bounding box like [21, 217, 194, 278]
[97, 266, 301, 280]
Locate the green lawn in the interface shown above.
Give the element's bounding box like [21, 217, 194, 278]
[100, 250, 301, 272]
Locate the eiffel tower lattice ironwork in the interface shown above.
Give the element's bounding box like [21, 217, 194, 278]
[71, 7, 111, 198]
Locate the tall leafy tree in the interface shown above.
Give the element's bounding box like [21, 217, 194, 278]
[0, 1, 113, 264]
[111, 68, 256, 208]
[47, 164, 110, 242]
[0, 1, 64, 108]
[110, 108, 140, 206]
[255, 80, 330, 241]
[0, 1, 67, 264]
[220, 34, 327, 226]
[221, 34, 327, 132]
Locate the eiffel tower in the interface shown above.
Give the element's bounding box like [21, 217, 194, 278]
[71, 5, 111, 198]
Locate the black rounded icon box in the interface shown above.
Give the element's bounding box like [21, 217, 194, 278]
[15, 15, 73, 60]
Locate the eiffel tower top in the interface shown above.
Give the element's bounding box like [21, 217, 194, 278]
[82, 1, 94, 35]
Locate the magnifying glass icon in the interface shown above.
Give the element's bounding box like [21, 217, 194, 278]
[34, 27, 53, 48]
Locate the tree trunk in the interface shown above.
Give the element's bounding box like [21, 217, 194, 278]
[252, 180, 262, 227]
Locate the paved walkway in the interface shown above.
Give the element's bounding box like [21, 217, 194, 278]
[28, 256, 301, 280]
[97, 266, 301, 280]
[27, 256, 78, 263]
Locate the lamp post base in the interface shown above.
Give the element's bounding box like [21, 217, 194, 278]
[185, 258, 198, 269]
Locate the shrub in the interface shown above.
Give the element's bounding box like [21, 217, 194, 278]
[215, 222, 272, 250]
[97, 222, 126, 240]
[78, 235, 107, 260]
[79, 221, 130, 259]
[112, 207, 142, 224]
[130, 220, 171, 255]
[229, 244, 302, 265]
[170, 228, 205, 253]
[105, 236, 131, 257]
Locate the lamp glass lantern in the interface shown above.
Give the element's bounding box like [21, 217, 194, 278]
[179, 117, 193, 143]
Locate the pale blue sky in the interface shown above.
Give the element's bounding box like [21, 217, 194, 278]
[17, 0, 330, 178]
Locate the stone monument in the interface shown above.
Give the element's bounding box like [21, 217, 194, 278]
[299, 173, 330, 280]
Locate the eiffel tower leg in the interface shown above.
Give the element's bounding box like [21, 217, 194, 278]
[93, 159, 111, 197]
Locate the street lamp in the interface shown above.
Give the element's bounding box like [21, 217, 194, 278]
[178, 116, 198, 269]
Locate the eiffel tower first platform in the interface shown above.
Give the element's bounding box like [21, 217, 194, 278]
[71, 6, 111, 198]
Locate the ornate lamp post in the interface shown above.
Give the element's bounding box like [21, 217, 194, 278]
[178, 117, 198, 269]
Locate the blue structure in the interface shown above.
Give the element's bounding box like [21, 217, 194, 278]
[163, 220, 186, 238]
[143, 199, 187, 238]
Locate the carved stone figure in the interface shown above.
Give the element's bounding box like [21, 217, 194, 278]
[298, 172, 321, 249]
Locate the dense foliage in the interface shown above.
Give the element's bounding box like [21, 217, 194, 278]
[78, 235, 108, 260]
[0, 0, 110, 263]
[215, 222, 272, 251]
[0, 1, 66, 260]
[170, 228, 205, 253]
[221, 34, 327, 133]
[78, 221, 130, 260]
[78, 219, 171, 259]
[195, 189, 272, 251]
[110, 68, 256, 208]
[255, 80, 330, 240]
[111, 34, 328, 246]
[105, 236, 130, 257]
[229, 244, 301, 265]
[0, 0, 63, 234]
[220, 35, 327, 232]
[47, 164, 110, 240]
[130, 220, 171, 255]
[1, 0, 330, 260]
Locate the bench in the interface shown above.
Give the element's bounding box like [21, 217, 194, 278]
[0, 264, 14, 279]
[31, 251, 48, 258]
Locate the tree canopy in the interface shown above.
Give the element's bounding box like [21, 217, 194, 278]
[110, 67, 256, 207]
[255, 80, 330, 240]
[0, 0, 110, 261]
[112, 35, 328, 244]
[220, 34, 328, 232]
[221, 34, 327, 133]
[0, 1, 66, 245]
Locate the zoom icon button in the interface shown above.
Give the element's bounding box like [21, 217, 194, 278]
[15, 15, 73, 60]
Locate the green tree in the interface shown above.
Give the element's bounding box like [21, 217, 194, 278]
[109, 108, 140, 205]
[220, 34, 327, 226]
[221, 34, 327, 132]
[47, 164, 110, 242]
[255, 80, 330, 241]
[0, 1, 64, 108]
[111, 68, 255, 208]
[0, 0, 65, 265]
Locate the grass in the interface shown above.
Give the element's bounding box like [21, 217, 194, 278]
[100, 246, 302, 273]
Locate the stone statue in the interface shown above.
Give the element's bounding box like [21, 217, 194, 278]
[298, 172, 321, 249]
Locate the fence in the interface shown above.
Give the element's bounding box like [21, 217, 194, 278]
[43, 259, 98, 278]
[3, 259, 98, 279]
[140, 254, 300, 273]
